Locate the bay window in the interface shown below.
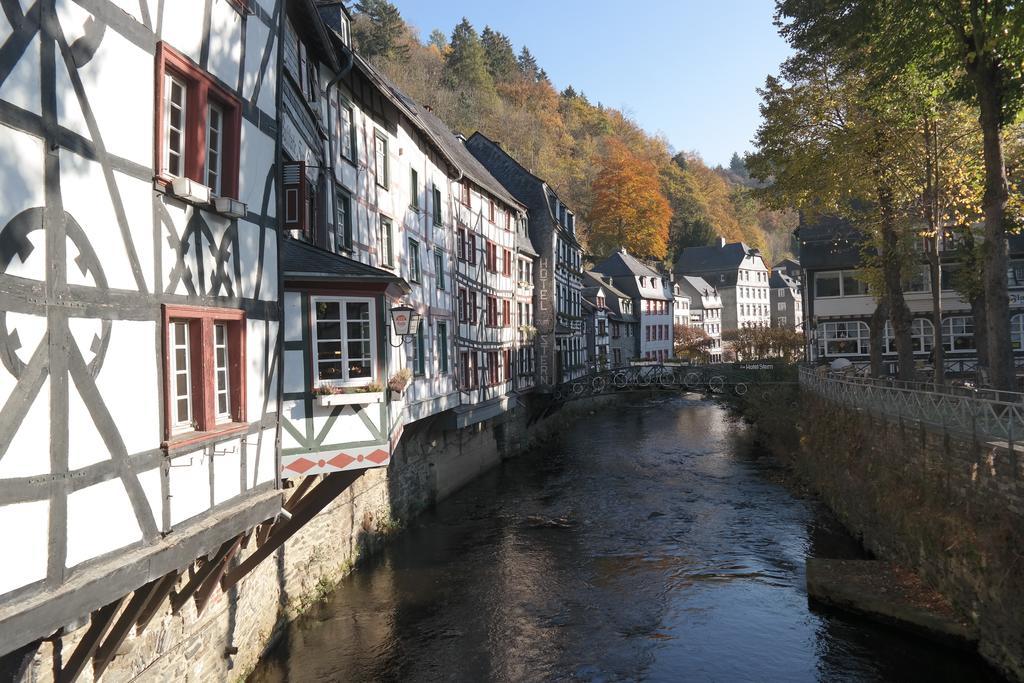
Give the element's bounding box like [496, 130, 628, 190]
[156, 43, 241, 198]
[163, 305, 245, 441]
[311, 297, 376, 385]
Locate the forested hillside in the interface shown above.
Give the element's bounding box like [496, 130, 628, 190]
[351, 1, 797, 265]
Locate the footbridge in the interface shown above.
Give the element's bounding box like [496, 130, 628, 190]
[548, 362, 798, 402]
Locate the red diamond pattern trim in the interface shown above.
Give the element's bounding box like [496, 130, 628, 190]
[328, 452, 355, 469]
[366, 449, 389, 464]
[286, 457, 316, 474]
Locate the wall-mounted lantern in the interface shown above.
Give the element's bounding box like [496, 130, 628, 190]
[389, 305, 422, 347]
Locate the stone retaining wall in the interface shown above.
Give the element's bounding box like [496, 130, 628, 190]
[794, 392, 1024, 681]
[14, 396, 613, 683]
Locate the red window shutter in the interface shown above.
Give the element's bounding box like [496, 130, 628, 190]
[283, 161, 306, 231]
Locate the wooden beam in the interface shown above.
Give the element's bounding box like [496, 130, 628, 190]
[92, 572, 175, 679]
[56, 598, 124, 683]
[169, 539, 236, 614]
[221, 472, 358, 592]
[134, 571, 180, 636]
[255, 521, 273, 548]
[193, 536, 243, 616]
[284, 475, 317, 512]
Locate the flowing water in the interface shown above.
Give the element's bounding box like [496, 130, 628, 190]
[249, 396, 1001, 682]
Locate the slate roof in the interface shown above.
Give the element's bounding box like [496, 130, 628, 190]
[769, 270, 799, 290]
[796, 214, 865, 270]
[676, 276, 721, 312]
[593, 249, 662, 279]
[465, 132, 580, 251]
[774, 257, 800, 270]
[673, 241, 760, 274]
[282, 238, 409, 289]
[350, 55, 525, 212]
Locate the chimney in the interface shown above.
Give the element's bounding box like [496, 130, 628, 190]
[717, 236, 726, 248]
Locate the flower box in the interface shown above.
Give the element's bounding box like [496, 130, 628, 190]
[318, 391, 385, 407]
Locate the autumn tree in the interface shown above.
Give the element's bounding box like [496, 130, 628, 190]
[587, 139, 672, 259]
[775, 0, 1024, 389]
[675, 324, 713, 363]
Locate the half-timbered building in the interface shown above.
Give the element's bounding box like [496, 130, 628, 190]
[0, 0, 282, 677]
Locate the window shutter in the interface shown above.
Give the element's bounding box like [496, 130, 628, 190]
[283, 161, 306, 232]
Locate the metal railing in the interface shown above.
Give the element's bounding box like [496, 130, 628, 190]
[799, 366, 1024, 445]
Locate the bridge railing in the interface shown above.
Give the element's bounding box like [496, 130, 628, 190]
[799, 366, 1024, 446]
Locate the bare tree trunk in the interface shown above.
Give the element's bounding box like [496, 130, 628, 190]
[870, 298, 889, 378]
[876, 181, 915, 381]
[972, 291, 989, 373]
[973, 63, 1013, 389]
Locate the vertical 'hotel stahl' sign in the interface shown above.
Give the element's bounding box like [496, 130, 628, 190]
[537, 257, 553, 386]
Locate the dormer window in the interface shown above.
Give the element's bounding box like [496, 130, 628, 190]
[639, 276, 646, 287]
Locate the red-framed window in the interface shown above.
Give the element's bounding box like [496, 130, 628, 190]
[502, 249, 512, 276]
[504, 349, 513, 383]
[461, 351, 477, 389]
[486, 296, 498, 327]
[163, 305, 246, 443]
[457, 228, 467, 261]
[505, 211, 512, 231]
[485, 241, 497, 272]
[486, 351, 499, 385]
[467, 233, 477, 266]
[461, 180, 471, 206]
[488, 199, 495, 223]
[155, 43, 242, 198]
[501, 299, 510, 326]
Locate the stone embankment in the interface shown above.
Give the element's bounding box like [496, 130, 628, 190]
[732, 379, 1024, 681]
[16, 395, 621, 683]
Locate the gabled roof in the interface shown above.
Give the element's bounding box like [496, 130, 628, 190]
[583, 270, 628, 300]
[774, 257, 800, 270]
[282, 238, 409, 290]
[770, 270, 799, 289]
[592, 248, 661, 279]
[673, 241, 762, 274]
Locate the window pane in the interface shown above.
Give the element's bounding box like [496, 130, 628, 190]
[317, 342, 342, 361]
[316, 322, 341, 340]
[816, 273, 841, 297]
[318, 362, 343, 380]
[176, 398, 190, 423]
[347, 302, 369, 321]
[206, 103, 224, 195]
[316, 301, 340, 320]
[165, 76, 186, 177]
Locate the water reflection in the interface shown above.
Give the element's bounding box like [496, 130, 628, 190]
[251, 397, 1001, 682]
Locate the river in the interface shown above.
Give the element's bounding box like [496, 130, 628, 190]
[249, 396, 1001, 682]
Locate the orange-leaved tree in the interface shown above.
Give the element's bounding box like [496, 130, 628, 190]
[587, 138, 671, 259]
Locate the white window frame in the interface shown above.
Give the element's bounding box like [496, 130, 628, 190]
[206, 102, 224, 196]
[310, 296, 378, 386]
[884, 318, 935, 354]
[169, 321, 192, 432]
[942, 316, 976, 353]
[213, 322, 231, 423]
[818, 321, 870, 357]
[163, 74, 187, 178]
[1012, 313, 1024, 351]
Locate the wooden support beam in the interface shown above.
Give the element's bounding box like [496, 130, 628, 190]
[221, 472, 358, 592]
[284, 475, 317, 512]
[56, 598, 124, 683]
[255, 521, 273, 548]
[169, 539, 236, 614]
[92, 572, 175, 680]
[193, 536, 243, 616]
[134, 571, 180, 636]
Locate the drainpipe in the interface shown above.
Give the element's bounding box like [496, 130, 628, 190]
[274, 0, 286, 489]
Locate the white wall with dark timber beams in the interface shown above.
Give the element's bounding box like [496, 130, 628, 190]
[0, 0, 281, 628]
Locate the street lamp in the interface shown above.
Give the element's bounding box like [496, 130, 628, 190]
[389, 304, 422, 346]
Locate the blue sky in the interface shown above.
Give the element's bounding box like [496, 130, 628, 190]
[396, 1, 792, 168]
